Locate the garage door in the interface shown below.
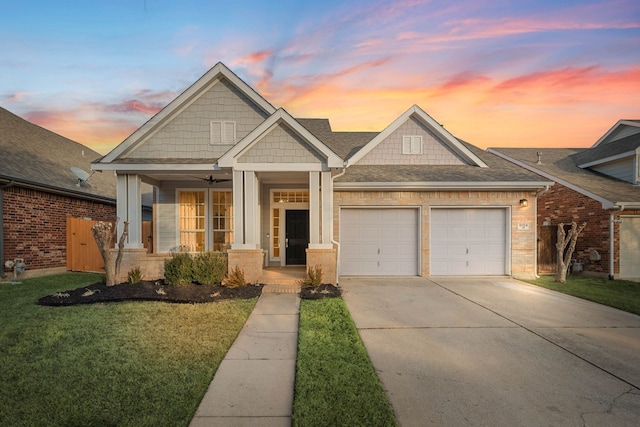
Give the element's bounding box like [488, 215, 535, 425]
[620, 216, 640, 279]
[341, 208, 419, 275]
[431, 208, 507, 275]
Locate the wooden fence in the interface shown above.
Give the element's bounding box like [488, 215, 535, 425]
[67, 218, 153, 272]
[537, 225, 557, 275]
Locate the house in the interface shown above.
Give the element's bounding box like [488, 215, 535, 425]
[0, 106, 120, 279]
[489, 120, 640, 280]
[92, 62, 551, 284]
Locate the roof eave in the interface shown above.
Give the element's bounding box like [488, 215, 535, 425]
[333, 181, 552, 191]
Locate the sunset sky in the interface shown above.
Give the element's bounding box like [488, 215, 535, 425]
[1, 0, 639, 154]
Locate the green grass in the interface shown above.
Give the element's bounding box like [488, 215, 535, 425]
[293, 298, 397, 427]
[0, 273, 257, 427]
[523, 275, 640, 315]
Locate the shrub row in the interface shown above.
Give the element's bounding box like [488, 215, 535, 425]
[164, 251, 228, 286]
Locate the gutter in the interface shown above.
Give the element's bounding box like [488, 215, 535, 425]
[609, 205, 625, 280]
[0, 181, 16, 278]
[331, 165, 348, 284]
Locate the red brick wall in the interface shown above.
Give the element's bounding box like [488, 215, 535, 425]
[537, 183, 636, 275]
[2, 186, 116, 273]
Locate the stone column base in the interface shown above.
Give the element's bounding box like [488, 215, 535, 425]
[227, 249, 265, 284]
[110, 248, 171, 284]
[306, 247, 338, 285]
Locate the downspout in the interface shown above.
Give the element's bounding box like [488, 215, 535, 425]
[534, 185, 550, 278]
[330, 165, 348, 284]
[609, 205, 625, 280]
[0, 181, 16, 279]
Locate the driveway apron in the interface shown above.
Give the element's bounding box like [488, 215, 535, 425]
[341, 277, 640, 427]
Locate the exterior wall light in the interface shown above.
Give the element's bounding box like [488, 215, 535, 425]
[519, 199, 528, 207]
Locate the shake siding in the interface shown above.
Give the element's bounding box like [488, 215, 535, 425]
[238, 123, 323, 163]
[358, 117, 466, 165]
[124, 79, 269, 159]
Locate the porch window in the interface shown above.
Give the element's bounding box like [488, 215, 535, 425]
[273, 191, 309, 203]
[179, 191, 205, 252]
[212, 191, 233, 251]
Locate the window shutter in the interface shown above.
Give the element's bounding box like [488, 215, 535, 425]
[210, 121, 222, 145]
[223, 121, 236, 144]
[402, 136, 412, 154]
[411, 136, 422, 154]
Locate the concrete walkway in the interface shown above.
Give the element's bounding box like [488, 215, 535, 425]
[190, 292, 300, 427]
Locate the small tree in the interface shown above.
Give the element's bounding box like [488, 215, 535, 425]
[91, 219, 129, 286]
[555, 221, 587, 284]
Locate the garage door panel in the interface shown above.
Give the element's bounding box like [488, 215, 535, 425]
[620, 217, 640, 279]
[431, 208, 507, 276]
[341, 208, 419, 276]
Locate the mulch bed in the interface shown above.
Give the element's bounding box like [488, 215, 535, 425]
[37, 280, 342, 306]
[299, 284, 342, 299]
[37, 280, 263, 306]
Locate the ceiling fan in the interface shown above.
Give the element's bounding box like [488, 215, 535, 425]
[192, 175, 232, 185]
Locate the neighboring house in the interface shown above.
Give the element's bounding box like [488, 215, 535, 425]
[0, 106, 119, 279]
[93, 62, 551, 284]
[489, 120, 640, 280]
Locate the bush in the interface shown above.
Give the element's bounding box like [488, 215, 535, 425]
[193, 251, 227, 286]
[222, 265, 246, 289]
[127, 267, 143, 285]
[302, 264, 323, 289]
[164, 253, 194, 286]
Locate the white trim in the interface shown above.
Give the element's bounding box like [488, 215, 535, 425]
[577, 150, 635, 169]
[268, 189, 310, 265]
[93, 163, 217, 172]
[592, 120, 640, 148]
[232, 163, 328, 172]
[347, 105, 488, 168]
[217, 108, 343, 168]
[333, 181, 550, 190]
[99, 63, 276, 163]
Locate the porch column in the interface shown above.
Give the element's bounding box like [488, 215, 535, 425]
[309, 171, 320, 245]
[321, 171, 332, 244]
[232, 170, 244, 246]
[244, 170, 259, 247]
[116, 174, 143, 249]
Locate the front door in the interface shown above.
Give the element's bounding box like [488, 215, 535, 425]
[286, 210, 309, 265]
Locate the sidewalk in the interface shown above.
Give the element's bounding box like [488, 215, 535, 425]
[190, 292, 300, 427]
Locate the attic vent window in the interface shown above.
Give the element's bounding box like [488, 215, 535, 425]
[210, 121, 236, 145]
[402, 135, 423, 155]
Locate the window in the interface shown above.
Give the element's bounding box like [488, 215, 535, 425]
[210, 120, 236, 144]
[402, 135, 423, 154]
[272, 191, 309, 203]
[211, 191, 233, 251]
[179, 191, 205, 252]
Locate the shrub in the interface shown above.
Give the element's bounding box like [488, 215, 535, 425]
[127, 267, 143, 285]
[222, 265, 246, 289]
[193, 251, 227, 286]
[302, 264, 323, 289]
[164, 253, 194, 286]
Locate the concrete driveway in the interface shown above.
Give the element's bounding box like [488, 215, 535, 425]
[340, 277, 640, 426]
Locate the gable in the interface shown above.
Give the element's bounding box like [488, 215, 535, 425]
[590, 157, 636, 183]
[356, 116, 466, 165]
[123, 78, 269, 160]
[238, 122, 324, 164]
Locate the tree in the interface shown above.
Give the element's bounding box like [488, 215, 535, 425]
[555, 221, 587, 284]
[91, 219, 129, 286]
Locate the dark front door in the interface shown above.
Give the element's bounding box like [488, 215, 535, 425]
[286, 210, 309, 265]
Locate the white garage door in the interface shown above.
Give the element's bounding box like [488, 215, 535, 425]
[620, 216, 640, 279]
[431, 208, 507, 275]
[341, 208, 419, 275]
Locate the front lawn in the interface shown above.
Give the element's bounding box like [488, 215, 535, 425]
[0, 273, 257, 427]
[523, 275, 640, 315]
[293, 297, 397, 427]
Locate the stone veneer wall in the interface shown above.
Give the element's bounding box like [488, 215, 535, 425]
[333, 190, 538, 278]
[306, 247, 337, 285]
[227, 249, 265, 283]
